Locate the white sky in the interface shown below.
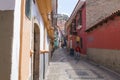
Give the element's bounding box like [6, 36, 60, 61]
[58, 0, 78, 17]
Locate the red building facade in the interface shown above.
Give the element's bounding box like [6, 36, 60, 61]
[65, 0, 86, 55]
[87, 13, 120, 49]
[86, 10, 120, 73]
[77, 4, 86, 54]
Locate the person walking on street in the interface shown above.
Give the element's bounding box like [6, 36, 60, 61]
[75, 42, 81, 60]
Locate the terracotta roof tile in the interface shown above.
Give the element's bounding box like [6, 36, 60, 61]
[86, 0, 120, 30]
[65, 0, 85, 28]
[86, 10, 120, 32]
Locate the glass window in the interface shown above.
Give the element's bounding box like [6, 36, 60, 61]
[25, 0, 31, 20]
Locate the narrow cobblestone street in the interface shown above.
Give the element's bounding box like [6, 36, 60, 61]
[44, 48, 120, 80]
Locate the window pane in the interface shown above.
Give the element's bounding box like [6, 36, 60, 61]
[25, 0, 31, 20]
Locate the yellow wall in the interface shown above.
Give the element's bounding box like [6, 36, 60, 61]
[20, 19, 32, 80]
[19, 0, 55, 79]
[19, 0, 32, 79]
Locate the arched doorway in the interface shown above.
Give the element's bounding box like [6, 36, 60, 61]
[33, 23, 40, 80]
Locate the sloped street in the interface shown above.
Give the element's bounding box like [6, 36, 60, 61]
[44, 48, 120, 80]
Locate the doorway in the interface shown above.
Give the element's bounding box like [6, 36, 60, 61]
[33, 23, 40, 80]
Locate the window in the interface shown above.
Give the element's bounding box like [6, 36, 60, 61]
[72, 19, 76, 31]
[70, 20, 77, 35]
[80, 38, 83, 48]
[78, 11, 82, 25]
[70, 24, 73, 35]
[25, 0, 31, 20]
[72, 23, 76, 31]
[76, 11, 82, 29]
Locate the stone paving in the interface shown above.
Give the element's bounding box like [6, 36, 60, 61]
[44, 48, 120, 80]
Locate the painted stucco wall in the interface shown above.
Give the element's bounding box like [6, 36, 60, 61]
[20, 17, 32, 80]
[0, 10, 14, 80]
[40, 54, 44, 80]
[44, 28, 49, 77]
[87, 16, 120, 49]
[87, 16, 120, 73]
[33, 3, 44, 50]
[77, 3, 86, 54]
[0, 0, 21, 80]
[87, 48, 120, 73]
[20, 0, 46, 80]
[68, 3, 86, 54]
[0, 0, 51, 80]
[33, 3, 48, 80]
[20, 0, 32, 79]
[45, 28, 50, 51]
[0, 0, 15, 10]
[0, 8, 22, 80]
[11, 0, 21, 80]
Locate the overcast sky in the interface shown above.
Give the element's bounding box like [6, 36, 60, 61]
[58, 0, 78, 17]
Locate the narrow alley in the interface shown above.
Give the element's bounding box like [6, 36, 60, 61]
[44, 48, 120, 80]
[1, 0, 120, 80]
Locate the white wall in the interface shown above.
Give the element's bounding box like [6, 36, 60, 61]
[33, 3, 51, 80]
[0, 0, 15, 10]
[10, 1, 48, 80]
[33, 3, 45, 50]
[11, 0, 21, 80]
[45, 28, 50, 51]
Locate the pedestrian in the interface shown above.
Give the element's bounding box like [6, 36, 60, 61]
[74, 42, 81, 60]
[61, 41, 64, 48]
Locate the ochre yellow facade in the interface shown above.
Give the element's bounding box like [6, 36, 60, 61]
[36, 0, 54, 40]
[19, 0, 32, 79]
[19, 0, 55, 80]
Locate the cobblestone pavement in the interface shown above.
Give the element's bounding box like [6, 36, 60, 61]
[44, 48, 120, 80]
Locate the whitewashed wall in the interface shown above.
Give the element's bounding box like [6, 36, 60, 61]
[33, 2, 51, 80]
[45, 28, 50, 51]
[44, 28, 49, 74]
[0, 0, 15, 10]
[33, 3, 44, 50]
[11, 0, 21, 80]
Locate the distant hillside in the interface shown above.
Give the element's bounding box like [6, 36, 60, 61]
[57, 14, 69, 21]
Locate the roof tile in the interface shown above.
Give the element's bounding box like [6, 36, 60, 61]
[86, 0, 120, 30]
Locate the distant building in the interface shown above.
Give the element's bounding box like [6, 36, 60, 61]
[86, 0, 120, 74]
[57, 14, 69, 47]
[65, 0, 86, 55]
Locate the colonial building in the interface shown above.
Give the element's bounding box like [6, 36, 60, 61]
[57, 14, 68, 47]
[0, 0, 57, 80]
[86, 0, 120, 73]
[65, 0, 86, 55]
